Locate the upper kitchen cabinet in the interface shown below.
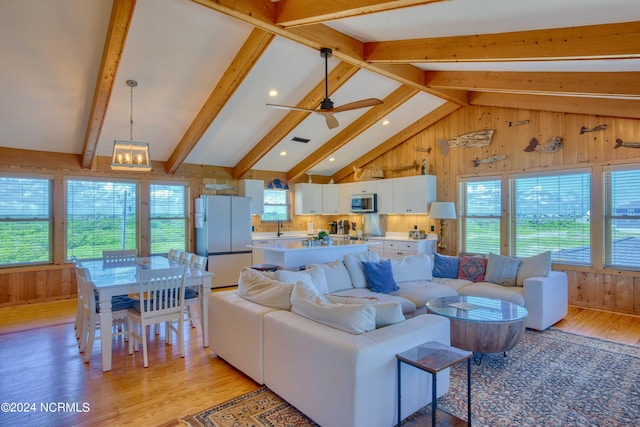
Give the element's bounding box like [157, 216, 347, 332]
[392, 175, 436, 214]
[338, 183, 352, 214]
[351, 181, 377, 194]
[375, 179, 393, 214]
[295, 183, 323, 215]
[322, 185, 339, 214]
[239, 179, 264, 215]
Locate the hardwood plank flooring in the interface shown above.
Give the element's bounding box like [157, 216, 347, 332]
[0, 300, 638, 427]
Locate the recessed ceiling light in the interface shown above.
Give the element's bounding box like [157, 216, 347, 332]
[268, 89, 278, 97]
[280, 151, 287, 156]
[382, 119, 390, 126]
[328, 157, 335, 162]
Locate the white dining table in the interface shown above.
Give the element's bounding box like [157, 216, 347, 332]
[83, 256, 213, 372]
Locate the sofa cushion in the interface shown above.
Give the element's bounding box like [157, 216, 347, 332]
[343, 251, 380, 288]
[278, 268, 329, 294]
[307, 260, 353, 292]
[324, 295, 405, 328]
[290, 281, 376, 334]
[237, 267, 294, 310]
[485, 253, 521, 287]
[390, 254, 433, 283]
[458, 255, 487, 282]
[362, 259, 399, 294]
[517, 251, 551, 287]
[330, 288, 417, 317]
[432, 253, 460, 279]
[431, 277, 473, 292]
[457, 281, 526, 306]
[393, 281, 458, 309]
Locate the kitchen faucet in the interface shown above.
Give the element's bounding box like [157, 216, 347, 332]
[277, 220, 283, 237]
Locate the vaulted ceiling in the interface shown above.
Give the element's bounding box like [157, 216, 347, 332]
[1, 0, 639, 183]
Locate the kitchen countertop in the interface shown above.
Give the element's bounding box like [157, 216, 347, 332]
[251, 240, 377, 252]
[251, 231, 438, 242]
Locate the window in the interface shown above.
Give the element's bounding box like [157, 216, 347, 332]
[150, 183, 187, 255]
[460, 178, 501, 254]
[0, 176, 52, 266]
[261, 189, 290, 222]
[512, 171, 590, 264]
[605, 166, 640, 269]
[67, 179, 137, 260]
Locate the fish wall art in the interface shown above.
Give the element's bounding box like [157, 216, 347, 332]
[473, 154, 506, 167]
[525, 136, 563, 153]
[615, 138, 640, 149]
[437, 129, 495, 158]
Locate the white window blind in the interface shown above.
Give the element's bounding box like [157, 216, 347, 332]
[150, 184, 187, 255]
[513, 172, 590, 264]
[0, 176, 51, 266]
[262, 190, 290, 222]
[461, 179, 501, 254]
[605, 167, 640, 269]
[67, 180, 137, 260]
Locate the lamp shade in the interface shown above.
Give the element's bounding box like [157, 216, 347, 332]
[111, 140, 152, 172]
[429, 202, 456, 219]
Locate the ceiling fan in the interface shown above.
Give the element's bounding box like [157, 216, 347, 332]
[266, 47, 383, 129]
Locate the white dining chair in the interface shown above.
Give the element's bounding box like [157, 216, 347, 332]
[103, 249, 137, 267]
[178, 251, 193, 266]
[168, 249, 183, 263]
[128, 265, 187, 368]
[184, 254, 207, 327]
[75, 265, 134, 363]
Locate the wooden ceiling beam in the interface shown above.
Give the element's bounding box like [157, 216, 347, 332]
[232, 62, 360, 179]
[364, 21, 640, 63]
[274, 0, 445, 28]
[426, 71, 640, 98]
[165, 28, 274, 174]
[286, 85, 419, 182]
[331, 102, 460, 182]
[470, 92, 640, 120]
[190, 0, 468, 105]
[80, 0, 136, 169]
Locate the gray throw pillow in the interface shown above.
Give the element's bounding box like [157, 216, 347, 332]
[485, 252, 521, 287]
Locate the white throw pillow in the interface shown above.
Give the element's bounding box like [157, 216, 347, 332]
[325, 295, 405, 327]
[516, 251, 551, 287]
[306, 260, 353, 292]
[237, 267, 294, 310]
[390, 254, 433, 283]
[277, 268, 329, 294]
[343, 251, 381, 288]
[290, 282, 376, 334]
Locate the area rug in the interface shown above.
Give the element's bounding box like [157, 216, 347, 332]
[180, 329, 640, 427]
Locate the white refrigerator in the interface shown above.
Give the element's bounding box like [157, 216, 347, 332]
[195, 195, 253, 288]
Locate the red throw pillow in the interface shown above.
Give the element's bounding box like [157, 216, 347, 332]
[457, 255, 487, 282]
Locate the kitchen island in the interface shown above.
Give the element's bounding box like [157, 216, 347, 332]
[254, 240, 376, 270]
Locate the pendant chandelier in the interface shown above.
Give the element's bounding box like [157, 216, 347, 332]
[111, 80, 152, 172]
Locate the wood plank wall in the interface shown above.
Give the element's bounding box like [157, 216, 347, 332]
[351, 106, 640, 316]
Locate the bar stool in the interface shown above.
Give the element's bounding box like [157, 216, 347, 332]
[250, 264, 278, 272]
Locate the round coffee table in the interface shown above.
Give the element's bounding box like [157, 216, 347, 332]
[426, 295, 528, 364]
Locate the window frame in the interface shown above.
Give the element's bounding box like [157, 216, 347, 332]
[148, 181, 189, 256]
[261, 189, 291, 222]
[459, 176, 502, 255]
[0, 173, 53, 267]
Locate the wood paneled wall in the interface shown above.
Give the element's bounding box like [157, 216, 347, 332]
[351, 106, 640, 316]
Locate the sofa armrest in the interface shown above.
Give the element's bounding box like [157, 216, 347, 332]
[523, 270, 568, 330]
[263, 311, 450, 427]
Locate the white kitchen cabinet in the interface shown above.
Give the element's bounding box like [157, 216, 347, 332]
[239, 179, 264, 215]
[251, 239, 274, 264]
[351, 181, 377, 194]
[295, 183, 323, 215]
[338, 183, 352, 214]
[382, 239, 436, 258]
[392, 175, 436, 214]
[375, 179, 393, 214]
[322, 184, 339, 214]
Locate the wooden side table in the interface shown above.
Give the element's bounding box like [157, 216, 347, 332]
[396, 341, 472, 426]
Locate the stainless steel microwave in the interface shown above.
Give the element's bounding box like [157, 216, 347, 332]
[350, 193, 377, 213]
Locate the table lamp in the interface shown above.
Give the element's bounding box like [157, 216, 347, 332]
[429, 202, 457, 252]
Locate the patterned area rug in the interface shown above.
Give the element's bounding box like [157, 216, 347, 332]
[179, 329, 640, 427]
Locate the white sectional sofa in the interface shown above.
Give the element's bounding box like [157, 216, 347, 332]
[208, 250, 568, 427]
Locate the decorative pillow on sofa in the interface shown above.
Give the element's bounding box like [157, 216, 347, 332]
[432, 253, 460, 279]
[290, 281, 376, 334]
[343, 251, 380, 288]
[307, 260, 353, 293]
[390, 254, 433, 283]
[457, 255, 487, 282]
[237, 267, 294, 310]
[485, 253, 521, 287]
[516, 251, 551, 287]
[362, 259, 399, 294]
[278, 268, 329, 294]
[325, 295, 405, 327]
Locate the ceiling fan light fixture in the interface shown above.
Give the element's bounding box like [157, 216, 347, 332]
[111, 80, 152, 172]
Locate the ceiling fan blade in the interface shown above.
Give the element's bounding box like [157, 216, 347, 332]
[331, 98, 383, 113]
[266, 103, 317, 113]
[323, 113, 339, 129]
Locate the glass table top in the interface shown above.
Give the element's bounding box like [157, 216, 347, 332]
[426, 296, 528, 323]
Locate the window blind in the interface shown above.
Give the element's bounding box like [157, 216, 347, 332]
[461, 179, 501, 254]
[150, 184, 187, 255]
[605, 167, 640, 269]
[262, 190, 290, 222]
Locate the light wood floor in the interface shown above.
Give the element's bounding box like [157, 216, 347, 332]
[0, 300, 638, 427]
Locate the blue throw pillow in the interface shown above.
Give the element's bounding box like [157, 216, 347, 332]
[362, 259, 399, 294]
[433, 253, 460, 279]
